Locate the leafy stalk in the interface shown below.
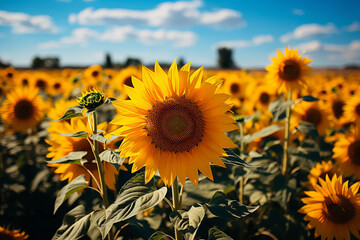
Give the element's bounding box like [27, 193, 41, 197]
[282, 90, 292, 176]
[92, 111, 113, 240]
[172, 178, 183, 240]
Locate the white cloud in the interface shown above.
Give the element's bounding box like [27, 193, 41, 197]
[68, 0, 245, 28]
[295, 40, 360, 61]
[345, 21, 360, 32]
[0, 10, 58, 33]
[292, 9, 304, 16]
[280, 23, 336, 43]
[38, 26, 197, 49]
[215, 34, 274, 49]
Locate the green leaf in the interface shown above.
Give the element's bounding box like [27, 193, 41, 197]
[206, 191, 259, 219]
[149, 231, 174, 240]
[89, 133, 107, 144]
[99, 172, 167, 238]
[221, 149, 258, 168]
[169, 203, 205, 240]
[208, 228, 233, 240]
[60, 131, 88, 138]
[54, 175, 88, 214]
[105, 97, 118, 104]
[99, 149, 125, 171]
[106, 134, 121, 144]
[295, 121, 319, 138]
[56, 106, 84, 121]
[242, 124, 284, 143]
[46, 151, 87, 164]
[269, 97, 294, 121]
[299, 95, 319, 102]
[52, 205, 91, 240]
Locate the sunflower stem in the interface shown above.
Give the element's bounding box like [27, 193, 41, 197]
[282, 90, 292, 176]
[172, 178, 183, 240]
[92, 111, 113, 240]
[238, 121, 245, 204]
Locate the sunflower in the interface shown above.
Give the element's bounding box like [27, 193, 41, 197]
[47, 77, 72, 97]
[248, 84, 277, 112]
[0, 87, 45, 132]
[46, 117, 119, 190]
[14, 72, 31, 87]
[299, 175, 360, 240]
[0, 226, 28, 240]
[307, 160, 339, 188]
[265, 47, 312, 92]
[111, 60, 238, 186]
[31, 72, 50, 92]
[333, 123, 360, 179]
[82, 65, 103, 88]
[47, 98, 79, 133]
[292, 101, 330, 136]
[344, 95, 360, 122]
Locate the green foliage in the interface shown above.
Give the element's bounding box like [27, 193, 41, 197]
[54, 175, 88, 214]
[296, 121, 319, 138]
[98, 172, 168, 238]
[221, 149, 258, 168]
[299, 95, 319, 102]
[149, 231, 174, 240]
[169, 203, 205, 240]
[206, 191, 259, 219]
[242, 124, 284, 143]
[89, 133, 107, 144]
[269, 95, 294, 121]
[98, 149, 125, 170]
[208, 228, 234, 240]
[52, 205, 92, 240]
[45, 151, 87, 164]
[56, 106, 84, 121]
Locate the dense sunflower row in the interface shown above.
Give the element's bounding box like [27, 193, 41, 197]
[1, 48, 360, 239]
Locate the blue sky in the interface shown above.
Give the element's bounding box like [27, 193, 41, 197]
[0, 0, 359, 68]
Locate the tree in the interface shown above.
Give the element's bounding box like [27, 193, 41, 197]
[104, 53, 113, 68]
[32, 56, 45, 69]
[217, 47, 237, 69]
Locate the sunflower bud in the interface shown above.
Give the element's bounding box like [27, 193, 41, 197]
[77, 88, 105, 110]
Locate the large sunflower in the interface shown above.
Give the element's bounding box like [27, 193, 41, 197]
[299, 175, 360, 240]
[265, 47, 312, 92]
[46, 117, 119, 190]
[111, 60, 238, 186]
[333, 123, 360, 179]
[0, 87, 45, 132]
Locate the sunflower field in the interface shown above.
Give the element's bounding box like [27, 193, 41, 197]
[1, 48, 360, 240]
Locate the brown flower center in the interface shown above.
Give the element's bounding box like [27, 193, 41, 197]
[355, 104, 360, 116]
[22, 78, 28, 86]
[350, 90, 355, 96]
[92, 70, 99, 77]
[7, 72, 13, 79]
[348, 140, 360, 165]
[146, 96, 205, 153]
[279, 60, 301, 81]
[230, 83, 240, 95]
[123, 76, 134, 88]
[54, 83, 61, 89]
[332, 99, 345, 119]
[14, 99, 34, 120]
[302, 107, 322, 126]
[323, 195, 355, 223]
[36, 79, 46, 90]
[259, 92, 270, 105]
[72, 138, 104, 162]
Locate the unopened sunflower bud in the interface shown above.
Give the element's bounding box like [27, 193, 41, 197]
[77, 88, 105, 110]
